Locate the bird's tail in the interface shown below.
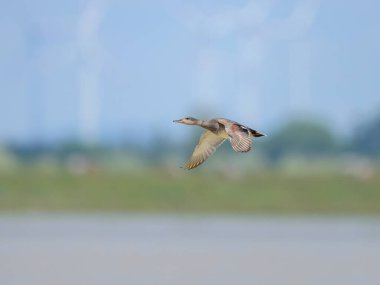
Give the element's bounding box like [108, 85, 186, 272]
[250, 129, 266, 137]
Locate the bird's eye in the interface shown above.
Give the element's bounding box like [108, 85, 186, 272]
[185, 117, 190, 120]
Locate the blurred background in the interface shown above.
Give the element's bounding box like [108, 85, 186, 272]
[1, 0, 380, 284]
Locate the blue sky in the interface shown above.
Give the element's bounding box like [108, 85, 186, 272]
[0, 0, 379, 144]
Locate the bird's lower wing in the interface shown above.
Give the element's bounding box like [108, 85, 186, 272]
[225, 125, 252, 153]
[184, 131, 225, 170]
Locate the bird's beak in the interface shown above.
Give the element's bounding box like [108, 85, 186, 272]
[173, 119, 183, 124]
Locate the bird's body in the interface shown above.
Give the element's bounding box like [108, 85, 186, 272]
[173, 117, 266, 170]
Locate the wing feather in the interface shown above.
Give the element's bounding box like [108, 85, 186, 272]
[184, 131, 225, 170]
[225, 124, 252, 153]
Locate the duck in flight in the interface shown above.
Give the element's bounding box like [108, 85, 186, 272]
[173, 117, 266, 170]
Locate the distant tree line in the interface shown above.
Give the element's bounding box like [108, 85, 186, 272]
[5, 112, 380, 164]
[262, 119, 337, 161]
[262, 113, 380, 161]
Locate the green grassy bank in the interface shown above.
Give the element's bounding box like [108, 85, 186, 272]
[1, 170, 379, 214]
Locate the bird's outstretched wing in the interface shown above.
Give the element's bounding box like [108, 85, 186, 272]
[225, 124, 252, 153]
[184, 130, 226, 170]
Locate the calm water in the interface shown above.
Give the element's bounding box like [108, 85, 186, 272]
[1, 214, 380, 285]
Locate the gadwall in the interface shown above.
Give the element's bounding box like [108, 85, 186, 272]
[173, 117, 266, 169]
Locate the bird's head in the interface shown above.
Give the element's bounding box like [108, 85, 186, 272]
[173, 116, 199, 125]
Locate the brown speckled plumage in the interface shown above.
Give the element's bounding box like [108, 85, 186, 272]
[173, 117, 266, 170]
